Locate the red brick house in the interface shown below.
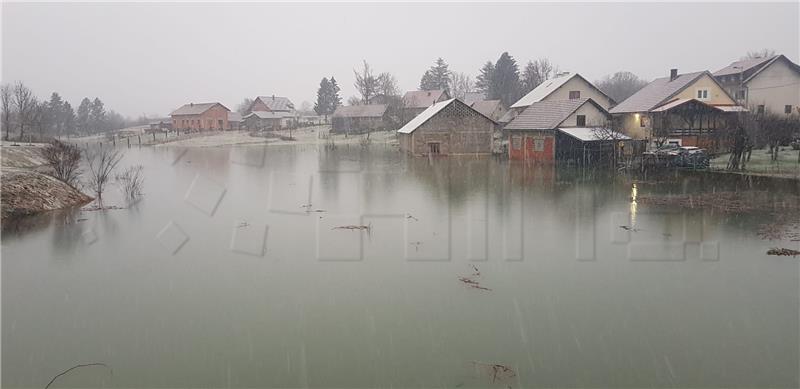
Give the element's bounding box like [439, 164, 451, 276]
[170, 102, 230, 131]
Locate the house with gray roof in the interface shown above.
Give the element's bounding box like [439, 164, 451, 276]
[504, 98, 611, 161]
[243, 110, 296, 131]
[713, 54, 800, 116]
[331, 104, 388, 134]
[609, 69, 739, 147]
[470, 100, 507, 122]
[402, 90, 451, 121]
[248, 95, 295, 113]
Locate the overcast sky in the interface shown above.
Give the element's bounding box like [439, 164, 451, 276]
[2, 2, 798, 117]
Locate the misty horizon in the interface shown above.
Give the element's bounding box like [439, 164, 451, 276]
[3, 1, 799, 118]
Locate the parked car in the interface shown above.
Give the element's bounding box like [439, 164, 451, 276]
[675, 147, 710, 168]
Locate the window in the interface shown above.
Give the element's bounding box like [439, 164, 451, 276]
[640, 115, 648, 128]
[696, 89, 709, 100]
[576, 115, 586, 127]
[511, 136, 521, 150]
[429, 142, 440, 154]
[757, 105, 765, 114]
[785, 105, 793, 114]
[569, 91, 581, 99]
[534, 138, 544, 152]
[735, 89, 746, 100]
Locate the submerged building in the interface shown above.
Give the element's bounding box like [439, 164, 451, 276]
[397, 98, 496, 156]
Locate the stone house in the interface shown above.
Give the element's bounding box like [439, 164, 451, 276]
[170, 102, 230, 131]
[397, 98, 496, 156]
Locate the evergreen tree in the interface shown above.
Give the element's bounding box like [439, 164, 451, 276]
[90, 97, 106, 133]
[314, 77, 333, 119]
[419, 57, 451, 92]
[47, 92, 64, 135]
[475, 61, 495, 96]
[62, 102, 76, 135]
[491, 52, 521, 106]
[330, 76, 342, 109]
[77, 97, 91, 134]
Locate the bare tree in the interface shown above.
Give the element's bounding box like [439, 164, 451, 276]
[85, 147, 124, 201]
[376, 72, 400, 98]
[448, 72, 473, 100]
[116, 165, 144, 200]
[743, 49, 777, 60]
[353, 60, 378, 104]
[346, 96, 362, 106]
[596, 71, 648, 103]
[42, 139, 82, 186]
[1, 84, 13, 141]
[520, 58, 559, 94]
[13, 81, 36, 141]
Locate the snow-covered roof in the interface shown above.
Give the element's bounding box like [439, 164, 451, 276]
[244, 111, 295, 119]
[557, 127, 631, 142]
[397, 98, 455, 134]
[510, 73, 575, 108]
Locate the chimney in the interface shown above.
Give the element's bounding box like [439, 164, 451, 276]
[272, 94, 275, 101]
[670, 69, 678, 81]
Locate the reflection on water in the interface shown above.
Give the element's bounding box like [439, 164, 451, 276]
[2, 144, 799, 388]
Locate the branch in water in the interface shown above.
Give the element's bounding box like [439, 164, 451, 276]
[45, 363, 112, 389]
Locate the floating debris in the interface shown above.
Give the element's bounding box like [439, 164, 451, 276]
[81, 204, 125, 212]
[767, 247, 800, 257]
[619, 225, 641, 232]
[406, 214, 419, 222]
[332, 223, 372, 231]
[471, 361, 516, 383]
[458, 265, 491, 291]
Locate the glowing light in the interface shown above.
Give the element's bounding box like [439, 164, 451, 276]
[630, 183, 638, 227]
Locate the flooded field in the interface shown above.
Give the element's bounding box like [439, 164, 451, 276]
[2, 144, 799, 388]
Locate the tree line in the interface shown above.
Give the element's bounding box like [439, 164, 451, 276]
[1, 81, 128, 141]
[315, 55, 649, 113]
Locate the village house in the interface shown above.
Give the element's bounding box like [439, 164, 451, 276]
[501, 72, 616, 125]
[242, 111, 296, 131]
[713, 54, 800, 116]
[331, 104, 388, 134]
[402, 89, 451, 119]
[170, 102, 230, 131]
[609, 69, 742, 148]
[462, 92, 487, 105]
[470, 99, 507, 122]
[397, 98, 496, 156]
[248, 95, 296, 113]
[504, 98, 613, 162]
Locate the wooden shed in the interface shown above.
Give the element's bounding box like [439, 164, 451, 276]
[397, 98, 496, 156]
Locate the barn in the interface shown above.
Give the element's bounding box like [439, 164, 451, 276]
[331, 104, 388, 134]
[397, 98, 496, 156]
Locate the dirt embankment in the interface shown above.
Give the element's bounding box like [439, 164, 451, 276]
[1, 144, 93, 223]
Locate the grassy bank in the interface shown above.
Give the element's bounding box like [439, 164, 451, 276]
[710, 147, 800, 180]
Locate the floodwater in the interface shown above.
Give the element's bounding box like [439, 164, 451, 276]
[2, 144, 799, 388]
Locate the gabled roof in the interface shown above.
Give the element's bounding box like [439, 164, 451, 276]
[742, 55, 800, 84]
[253, 95, 295, 111]
[244, 111, 295, 119]
[403, 90, 448, 108]
[170, 102, 229, 116]
[510, 73, 614, 109]
[650, 98, 749, 113]
[713, 56, 776, 77]
[470, 100, 503, 118]
[332, 104, 387, 118]
[397, 98, 494, 134]
[505, 98, 607, 131]
[609, 71, 723, 114]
